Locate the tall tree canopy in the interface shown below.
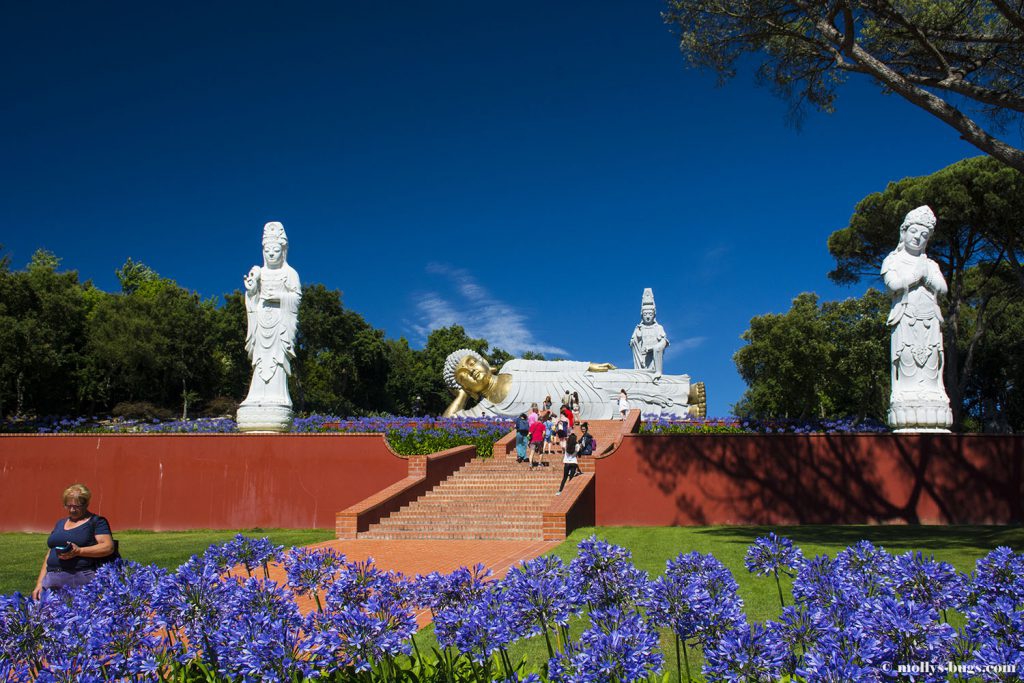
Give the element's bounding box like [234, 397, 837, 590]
[664, 1, 1024, 171]
[733, 290, 889, 420]
[827, 155, 1024, 427]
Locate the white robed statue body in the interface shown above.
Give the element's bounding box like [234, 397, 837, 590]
[630, 288, 669, 379]
[881, 205, 952, 431]
[236, 221, 302, 432]
[441, 350, 705, 420]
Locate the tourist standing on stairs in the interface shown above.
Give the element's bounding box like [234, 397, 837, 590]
[529, 415, 546, 469]
[618, 389, 630, 419]
[557, 432, 581, 494]
[554, 410, 569, 453]
[578, 422, 595, 455]
[515, 412, 530, 463]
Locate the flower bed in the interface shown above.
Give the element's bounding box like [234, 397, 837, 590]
[640, 415, 889, 435]
[3, 534, 1020, 681]
[293, 415, 514, 456]
[0, 414, 515, 457]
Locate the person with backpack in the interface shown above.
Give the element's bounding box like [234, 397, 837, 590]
[578, 422, 596, 455]
[33, 483, 117, 598]
[554, 409, 569, 453]
[514, 412, 531, 463]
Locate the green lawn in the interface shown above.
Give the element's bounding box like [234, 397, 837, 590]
[0, 528, 334, 595]
[503, 524, 1024, 678]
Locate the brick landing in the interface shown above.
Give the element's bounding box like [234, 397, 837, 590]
[261, 538, 561, 625]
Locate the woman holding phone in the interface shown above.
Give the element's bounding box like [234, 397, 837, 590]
[32, 483, 115, 599]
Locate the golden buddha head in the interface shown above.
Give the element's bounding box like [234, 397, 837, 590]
[443, 349, 493, 395]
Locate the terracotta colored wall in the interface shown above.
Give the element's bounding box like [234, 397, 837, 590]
[595, 433, 1024, 526]
[0, 434, 408, 532]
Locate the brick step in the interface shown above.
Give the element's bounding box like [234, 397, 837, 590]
[394, 501, 551, 509]
[371, 522, 543, 532]
[360, 533, 543, 540]
[415, 485, 561, 491]
[375, 509, 545, 519]
[378, 508, 547, 517]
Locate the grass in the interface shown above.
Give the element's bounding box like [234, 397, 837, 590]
[5, 524, 1022, 679]
[501, 524, 1024, 678]
[0, 528, 334, 595]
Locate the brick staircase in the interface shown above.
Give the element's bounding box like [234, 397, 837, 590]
[357, 418, 630, 541]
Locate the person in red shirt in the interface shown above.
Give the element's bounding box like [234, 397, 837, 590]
[529, 416, 547, 469]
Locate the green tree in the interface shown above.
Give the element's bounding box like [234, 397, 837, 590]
[734, 290, 888, 420]
[291, 284, 404, 416]
[0, 250, 91, 417]
[80, 261, 219, 417]
[664, 1, 1024, 171]
[207, 291, 250, 410]
[827, 155, 1024, 425]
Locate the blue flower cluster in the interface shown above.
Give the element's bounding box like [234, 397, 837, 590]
[1, 415, 238, 434]
[292, 414, 514, 436]
[2, 534, 1022, 682]
[641, 415, 890, 435]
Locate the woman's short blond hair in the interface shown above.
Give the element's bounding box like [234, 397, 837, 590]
[62, 483, 91, 506]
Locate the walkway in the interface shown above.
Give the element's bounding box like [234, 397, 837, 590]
[262, 538, 561, 625]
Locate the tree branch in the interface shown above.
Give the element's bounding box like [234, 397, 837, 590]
[813, 15, 1024, 172]
[990, 0, 1024, 34]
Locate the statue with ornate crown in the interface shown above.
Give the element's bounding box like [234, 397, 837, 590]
[882, 205, 953, 432]
[236, 221, 302, 432]
[442, 289, 706, 419]
[630, 287, 669, 380]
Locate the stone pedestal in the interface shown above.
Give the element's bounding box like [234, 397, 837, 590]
[888, 399, 952, 433]
[236, 403, 293, 433]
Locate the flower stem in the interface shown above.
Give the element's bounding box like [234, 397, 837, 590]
[682, 639, 692, 683]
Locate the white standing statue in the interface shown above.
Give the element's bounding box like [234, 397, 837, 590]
[882, 206, 953, 432]
[630, 288, 669, 380]
[236, 221, 302, 432]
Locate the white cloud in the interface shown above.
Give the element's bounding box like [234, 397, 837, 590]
[663, 335, 706, 363]
[411, 264, 568, 356]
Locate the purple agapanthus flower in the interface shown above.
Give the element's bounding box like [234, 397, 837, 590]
[662, 551, 746, 648]
[569, 536, 652, 611]
[702, 622, 788, 682]
[282, 546, 345, 609]
[209, 577, 306, 682]
[853, 596, 956, 682]
[503, 554, 583, 638]
[892, 551, 967, 613]
[745, 532, 805, 578]
[548, 606, 663, 683]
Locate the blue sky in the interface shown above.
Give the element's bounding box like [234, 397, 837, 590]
[2, 2, 1012, 416]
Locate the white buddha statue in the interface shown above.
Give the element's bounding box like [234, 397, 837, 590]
[442, 349, 705, 419]
[236, 221, 302, 432]
[882, 205, 952, 431]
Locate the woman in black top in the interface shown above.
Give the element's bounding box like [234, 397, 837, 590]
[32, 483, 115, 598]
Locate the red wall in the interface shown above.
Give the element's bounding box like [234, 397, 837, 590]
[5, 432, 1021, 533]
[0, 434, 408, 531]
[595, 433, 1024, 526]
